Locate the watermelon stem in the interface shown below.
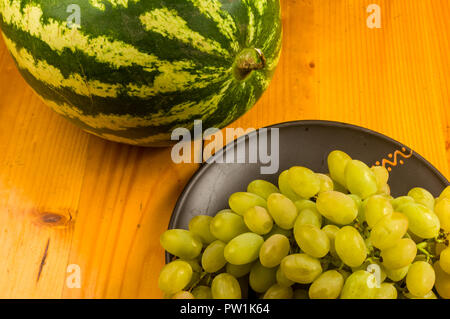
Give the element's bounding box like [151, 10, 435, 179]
[233, 48, 266, 81]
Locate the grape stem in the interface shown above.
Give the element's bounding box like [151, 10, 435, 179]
[416, 242, 434, 262]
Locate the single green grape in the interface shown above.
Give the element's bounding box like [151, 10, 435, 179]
[438, 186, 450, 202]
[210, 212, 248, 243]
[276, 267, 294, 287]
[335, 226, 367, 268]
[345, 160, 378, 199]
[316, 173, 334, 193]
[278, 170, 302, 202]
[263, 224, 292, 240]
[370, 212, 409, 250]
[440, 247, 450, 275]
[308, 270, 344, 299]
[287, 166, 321, 199]
[158, 260, 193, 294]
[172, 291, 195, 299]
[434, 260, 450, 299]
[371, 165, 389, 193]
[294, 224, 330, 258]
[378, 183, 391, 196]
[406, 261, 435, 297]
[160, 229, 202, 260]
[249, 261, 277, 293]
[408, 187, 435, 210]
[391, 196, 415, 211]
[398, 202, 440, 239]
[364, 194, 394, 228]
[224, 232, 264, 265]
[322, 225, 340, 256]
[435, 198, 450, 233]
[243, 206, 273, 235]
[294, 199, 317, 213]
[188, 215, 216, 245]
[381, 238, 417, 270]
[293, 289, 309, 299]
[228, 192, 267, 216]
[201, 240, 227, 273]
[226, 263, 253, 278]
[263, 284, 294, 299]
[259, 234, 290, 268]
[267, 193, 298, 230]
[211, 273, 241, 299]
[375, 283, 398, 299]
[247, 180, 280, 200]
[327, 150, 352, 188]
[340, 270, 378, 299]
[280, 254, 322, 284]
[192, 285, 212, 299]
[316, 191, 358, 225]
[383, 264, 410, 282]
[294, 207, 323, 228]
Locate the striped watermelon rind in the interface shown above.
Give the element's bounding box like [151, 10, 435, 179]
[0, 0, 282, 146]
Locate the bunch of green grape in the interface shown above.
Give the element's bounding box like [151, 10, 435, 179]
[159, 150, 450, 299]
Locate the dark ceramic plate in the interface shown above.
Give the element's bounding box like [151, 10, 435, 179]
[166, 120, 449, 262]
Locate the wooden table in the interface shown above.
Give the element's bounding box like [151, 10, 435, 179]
[0, 0, 449, 298]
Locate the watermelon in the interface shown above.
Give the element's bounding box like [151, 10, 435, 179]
[0, 0, 282, 146]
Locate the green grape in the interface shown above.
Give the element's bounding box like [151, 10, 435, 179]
[249, 261, 277, 293]
[317, 173, 334, 193]
[188, 215, 216, 245]
[316, 191, 358, 225]
[226, 263, 253, 278]
[335, 226, 367, 267]
[278, 170, 302, 202]
[345, 160, 378, 199]
[181, 258, 202, 287]
[435, 198, 450, 232]
[438, 186, 450, 202]
[294, 199, 317, 212]
[172, 291, 195, 299]
[210, 212, 248, 243]
[160, 229, 202, 260]
[391, 196, 415, 211]
[243, 206, 273, 235]
[280, 254, 322, 284]
[192, 286, 212, 299]
[408, 187, 435, 210]
[211, 273, 241, 299]
[434, 260, 450, 299]
[294, 224, 330, 258]
[158, 260, 193, 294]
[378, 183, 391, 196]
[322, 225, 340, 256]
[264, 224, 292, 240]
[267, 193, 298, 230]
[228, 192, 267, 216]
[247, 180, 280, 200]
[370, 212, 409, 250]
[224, 233, 264, 265]
[364, 194, 394, 228]
[375, 283, 397, 299]
[381, 238, 417, 270]
[439, 247, 450, 275]
[327, 150, 352, 187]
[398, 202, 440, 239]
[406, 261, 435, 297]
[287, 166, 321, 199]
[371, 166, 389, 192]
[384, 264, 410, 282]
[276, 267, 294, 287]
[293, 289, 309, 299]
[202, 240, 227, 273]
[263, 284, 294, 299]
[404, 291, 438, 299]
[308, 270, 344, 299]
[340, 270, 378, 299]
[348, 194, 362, 211]
[259, 234, 290, 268]
[294, 207, 323, 228]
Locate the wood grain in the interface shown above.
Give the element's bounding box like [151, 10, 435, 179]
[0, 0, 449, 298]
